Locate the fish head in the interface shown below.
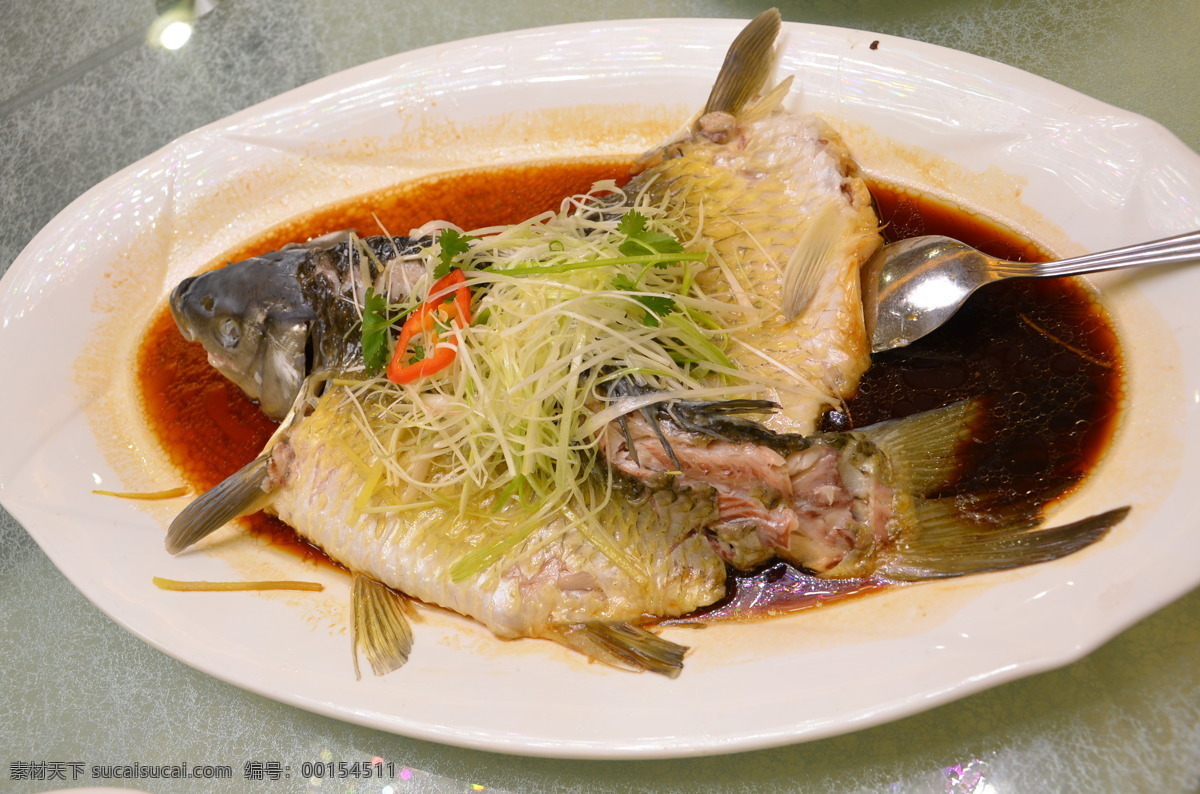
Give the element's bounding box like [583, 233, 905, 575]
[170, 253, 316, 420]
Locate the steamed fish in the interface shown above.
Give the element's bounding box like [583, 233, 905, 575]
[270, 381, 728, 675]
[162, 10, 1128, 677]
[167, 377, 1124, 677]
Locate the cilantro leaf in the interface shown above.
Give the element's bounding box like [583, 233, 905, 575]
[632, 294, 678, 326]
[361, 288, 391, 375]
[611, 273, 639, 292]
[613, 270, 679, 327]
[434, 229, 475, 278]
[619, 232, 684, 259]
[617, 210, 684, 261]
[617, 211, 648, 238]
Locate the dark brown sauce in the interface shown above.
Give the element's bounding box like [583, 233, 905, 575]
[688, 185, 1123, 622]
[835, 185, 1122, 502]
[137, 162, 1123, 613]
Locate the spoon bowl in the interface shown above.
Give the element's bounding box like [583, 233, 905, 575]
[862, 229, 1200, 353]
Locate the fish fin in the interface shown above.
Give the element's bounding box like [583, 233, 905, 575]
[640, 406, 685, 471]
[165, 455, 273, 554]
[668, 398, 780, 417]
[617, 412, 641, 467]
[702, 9, 782, 117]
[859, 399, 984, 495]
[351, 573, 415, 679]
[781, 200, 847, 319]
[662, 399, 780, 442]
[878, 504, 1129, 581]
[554, 622, 688, 678]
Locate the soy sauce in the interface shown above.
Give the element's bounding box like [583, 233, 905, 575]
[833, 185, 1121, 503]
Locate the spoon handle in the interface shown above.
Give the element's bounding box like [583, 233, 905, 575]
[990, 229, 1200, 279]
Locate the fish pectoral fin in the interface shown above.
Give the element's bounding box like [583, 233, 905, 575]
[351, 573, 414, 679]
[781, 200, 847, 320]
[702, 9, 782, 119]
[877, 503, 1130, 581]
[664, 398, 780, 442]
[860, 399, 984, 495]
[165, 455, 273, 554]
[553, 622, 688, 678]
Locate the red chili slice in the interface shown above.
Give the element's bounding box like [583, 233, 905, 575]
[386, 269, 472, 385]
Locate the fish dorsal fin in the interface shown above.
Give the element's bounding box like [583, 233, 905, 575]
[859, 399, 983, 495]
[351, 573, 415, 678]
[702, 9, 782, 118]
[554, 622, 688, 678]
[878, 504, 1129, 581]
[165, 455, 273, 554]
[781, 200, 846, 320]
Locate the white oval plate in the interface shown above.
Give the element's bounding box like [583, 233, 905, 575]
[3, 18, 1200, 759]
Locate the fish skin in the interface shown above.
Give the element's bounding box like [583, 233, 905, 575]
[646, 117, 879, 434]
[267, 383, 728, 641]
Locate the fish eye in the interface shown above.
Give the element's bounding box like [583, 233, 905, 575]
[200, 295, 214, 311]
[217, 317, 240, 348]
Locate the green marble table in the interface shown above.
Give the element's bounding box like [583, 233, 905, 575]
[3, 1, 1198, 791]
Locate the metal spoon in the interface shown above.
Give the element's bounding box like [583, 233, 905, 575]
[862, 228, 1200, 353]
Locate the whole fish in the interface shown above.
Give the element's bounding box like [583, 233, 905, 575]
[163, 10, 1128, 676]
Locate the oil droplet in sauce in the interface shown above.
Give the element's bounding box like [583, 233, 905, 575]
[137, 161, 1123, 614]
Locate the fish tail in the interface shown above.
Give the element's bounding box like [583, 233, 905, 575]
[351, 573, 415, 678]
[859, 399, 984, 495]
[878, 503, 1129, 581]
[858, 401, 1128, 578]
[552, 622, 688, 678]
[702, 9, 782, 118]
[164, 455, 273, 554]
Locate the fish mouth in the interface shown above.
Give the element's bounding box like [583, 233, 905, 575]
[168, 276, 199, 342]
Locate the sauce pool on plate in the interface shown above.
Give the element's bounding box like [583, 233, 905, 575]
[136, 159, 1123, 609]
